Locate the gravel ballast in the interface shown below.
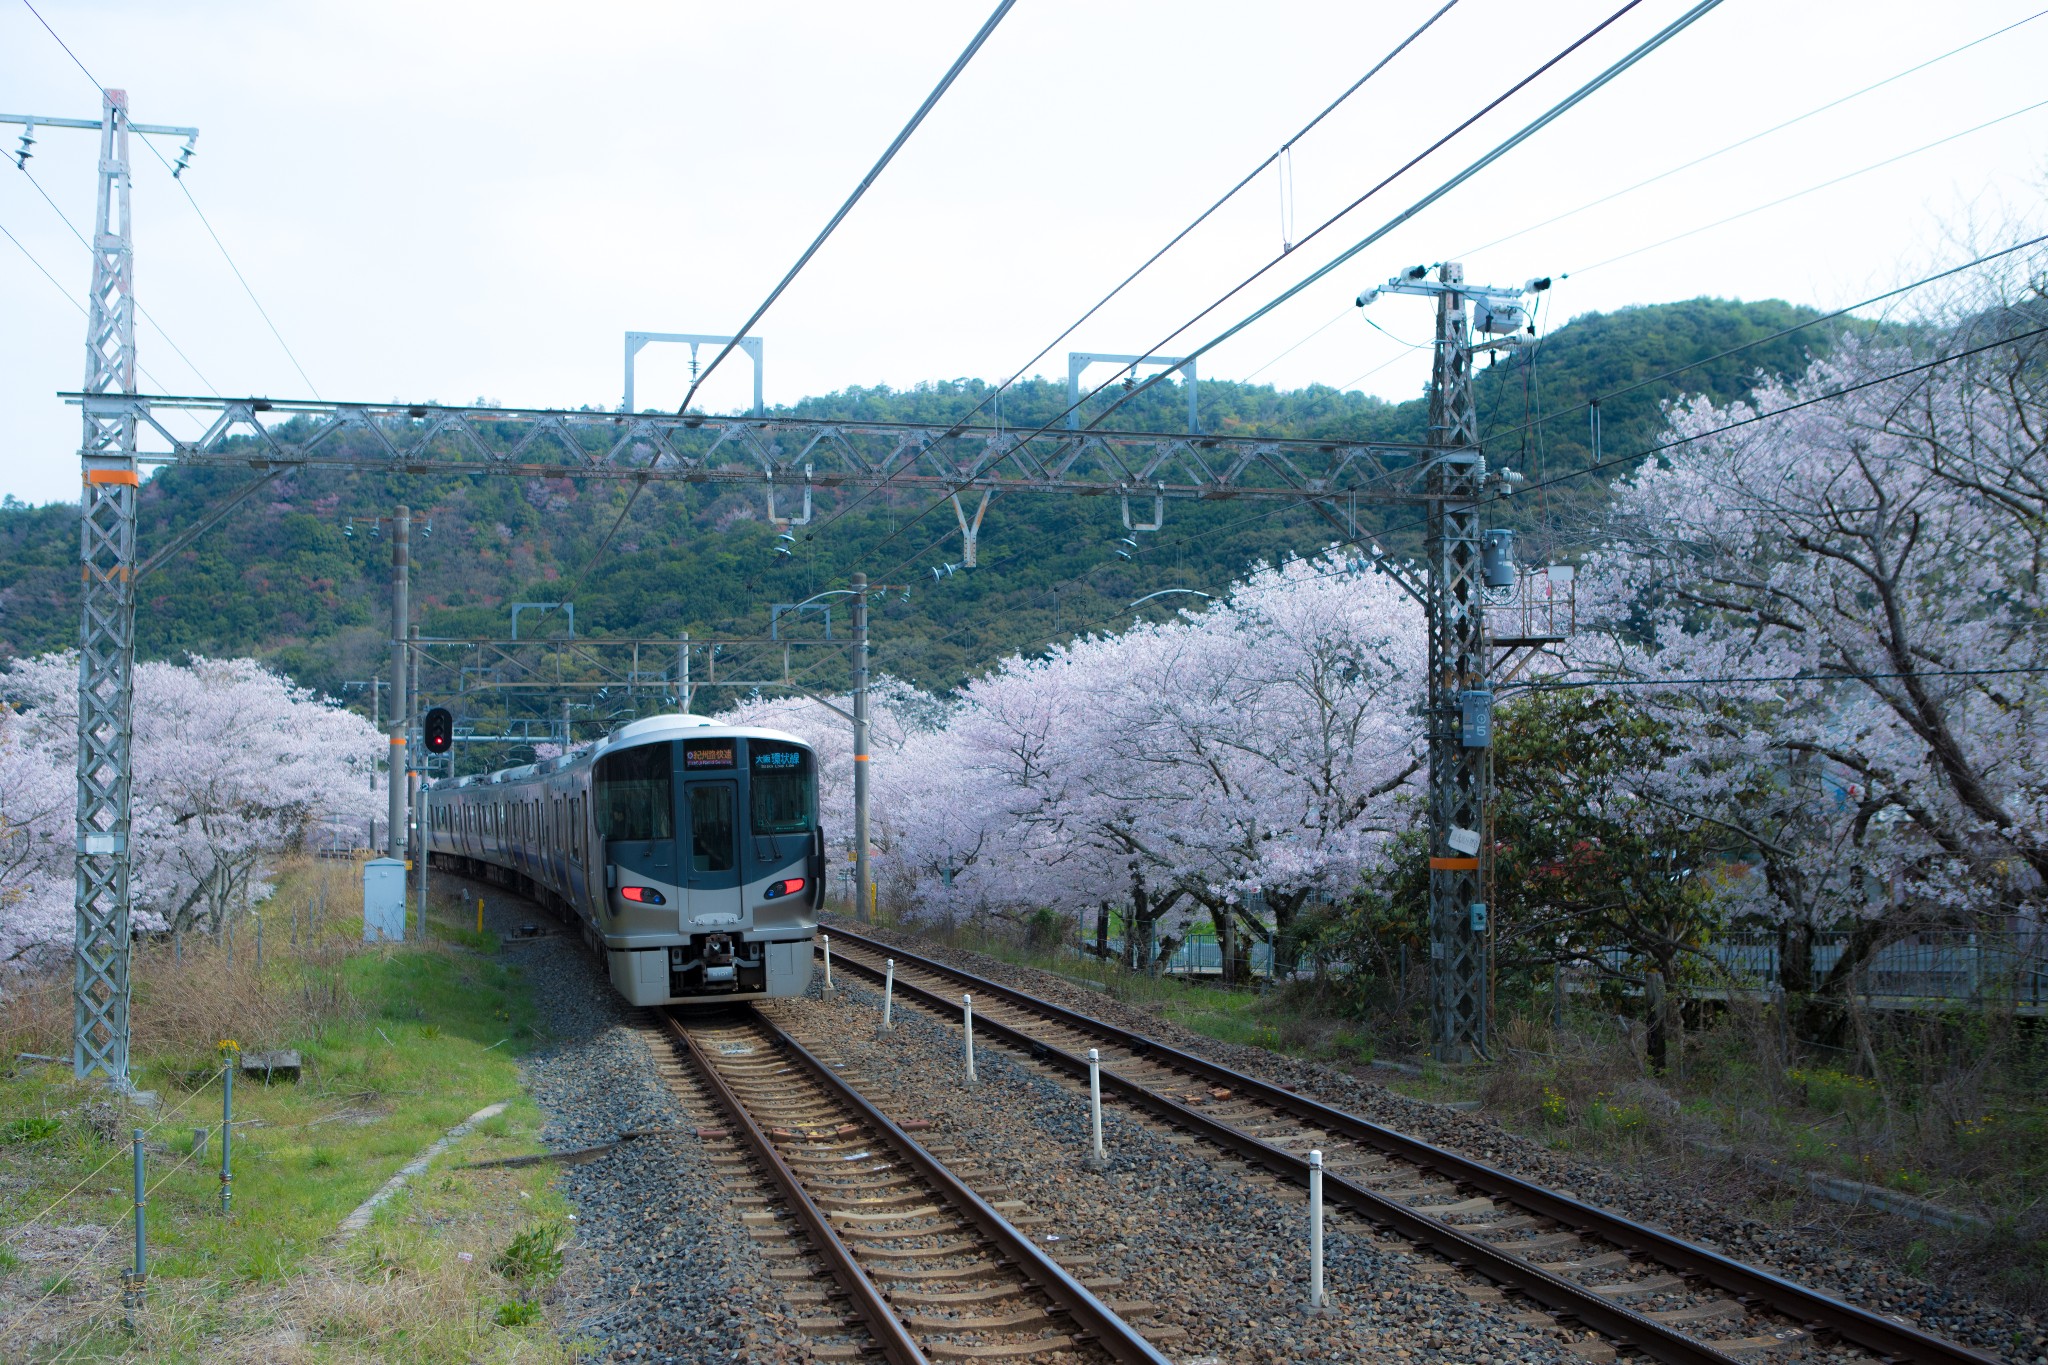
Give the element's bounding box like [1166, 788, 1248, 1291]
[483, 889, 812, 1365]
[831, 920, 2043, 1365]
[781, 978, 1591, 1365]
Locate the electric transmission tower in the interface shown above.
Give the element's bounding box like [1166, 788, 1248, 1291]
[4, 92, 197, 1085]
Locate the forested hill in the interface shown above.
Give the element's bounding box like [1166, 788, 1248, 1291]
[0, 296, 1831, 703]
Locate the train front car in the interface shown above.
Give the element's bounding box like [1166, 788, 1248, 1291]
[424, 715, 823, 1007]
[594, 718, 823, 1005]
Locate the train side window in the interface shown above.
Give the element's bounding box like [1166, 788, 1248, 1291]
[594, 745, 674, 841]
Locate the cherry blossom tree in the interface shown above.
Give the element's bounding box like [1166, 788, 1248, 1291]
[1, 655, 384, 966]
[0, 700, 71, 967]
[1568, 309, 2048, 1006]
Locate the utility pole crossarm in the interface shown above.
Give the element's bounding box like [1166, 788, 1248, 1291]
[1, 113, 197, 137]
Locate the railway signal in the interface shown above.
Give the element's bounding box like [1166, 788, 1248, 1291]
[423, 707, 453, 754]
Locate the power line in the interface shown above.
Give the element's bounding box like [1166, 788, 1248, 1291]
[20, 0, 98, 85]
[133, 130, 323, 398]
[1065, 0, 1724, 439]
[1457, 6, 2048, 262]
[13, 161, 223, 394]
[1, 212, 194, 398]
[678, 0, 1018, 414]
[1564, 96, 2048, 279]
[859, 0, 1724, 565]
[18, 0, 324, 399]
[873, 233, 2048, 650]
[0, 213, 84, 314]
[893, 317, 2048, 683]
[801, 0, 1464, 540]
[1504, 664, 2048, 694]
[1483, 233, 2048, 454]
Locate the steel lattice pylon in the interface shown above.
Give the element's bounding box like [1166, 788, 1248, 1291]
[1424, 263, 1489, 1062]
[72, 89, 140, 1083]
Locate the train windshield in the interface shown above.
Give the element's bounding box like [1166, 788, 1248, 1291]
[594, 744, 674, 841]
[749, 741, 814, 834]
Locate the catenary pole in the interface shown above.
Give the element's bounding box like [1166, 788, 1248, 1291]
[386, 507, 410, 860]
[851, 573, 873, 923]
[1425, 264, 1488, 1061]
[68, 89, 147, 1084]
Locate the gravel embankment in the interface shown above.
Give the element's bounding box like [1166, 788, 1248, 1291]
[481, 887, 813, 1365]
[780, 979, 1589, 1365]
[832, 920, 2044, 1365]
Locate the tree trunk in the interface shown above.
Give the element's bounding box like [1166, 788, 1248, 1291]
[1215, 902, 1236, 987]
[1094, 901, 1110, 961]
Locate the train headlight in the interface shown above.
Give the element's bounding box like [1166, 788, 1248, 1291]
[763, 878, 806, 900]
[620, 886, 666, 905]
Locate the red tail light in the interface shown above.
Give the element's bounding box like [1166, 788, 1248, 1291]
[620, 885, 666, 904]
[763, 877, 805, 900]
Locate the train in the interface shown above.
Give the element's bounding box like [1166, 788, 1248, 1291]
[422, 714, 822, 1005]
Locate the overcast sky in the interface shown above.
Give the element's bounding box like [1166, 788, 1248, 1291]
[1, 0, 2042, 505]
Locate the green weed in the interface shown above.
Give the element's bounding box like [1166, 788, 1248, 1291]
[1, 1115, 62, 1144]
[495, 1296, 545, 1327]
[492, 1219, 567, 1283]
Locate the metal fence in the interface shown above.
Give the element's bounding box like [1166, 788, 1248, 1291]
[1630, 931, 2048, 1007]
[1077, 930, 1300, 979]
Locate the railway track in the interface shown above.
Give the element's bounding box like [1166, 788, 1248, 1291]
[822, 927, 2003, 1365]
[645, 1004, 1177, 1365]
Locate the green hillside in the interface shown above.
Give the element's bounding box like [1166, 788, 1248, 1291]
[0, 297, 1833, 721]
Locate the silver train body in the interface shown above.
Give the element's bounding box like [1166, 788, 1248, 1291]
[422, 714, 821, 1005]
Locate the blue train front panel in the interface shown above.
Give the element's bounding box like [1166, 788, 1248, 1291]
[424, 716, 822, 1005]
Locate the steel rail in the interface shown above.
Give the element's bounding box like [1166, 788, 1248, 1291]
[756, 1012, 1178, 1365]
[824, 928, 2002, 1365]
[656, 1009, 931, 1365]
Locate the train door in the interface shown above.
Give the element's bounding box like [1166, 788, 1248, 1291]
[680, 739, 743, 928]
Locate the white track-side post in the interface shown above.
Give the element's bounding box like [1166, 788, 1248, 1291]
[882, 958, 895, 1029]
[1086, 1047, 1107, 1169]
[1308, 1148, 1326, 1311]
[962, 994, 977, 1084]
[821, 933, 835, 996]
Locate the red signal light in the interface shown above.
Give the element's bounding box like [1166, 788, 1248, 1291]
[763, 878, 805, 899]
[620, 886, 666, 905]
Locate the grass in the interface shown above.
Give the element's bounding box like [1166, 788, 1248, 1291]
[0, 857, 586, 1362]
[885, 914, 1388, 1068]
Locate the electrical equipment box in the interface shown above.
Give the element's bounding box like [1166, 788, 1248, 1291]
[362, 857, 406, 943]
[1460, 689, 1493, 748]
[1470, 902, 1489, 932]
[1481, 528, 1516, 588]
[1473, 299, 1529, 334]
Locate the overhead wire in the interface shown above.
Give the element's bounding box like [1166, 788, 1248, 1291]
[861, 292, 2048, 687]
[859, 231, 2048, 647]
[802, 0, 1465, 542]
[1455, 5, 2048, 262]
[1, 211, 196, 398]
[132, 131, 323, 399]
[677, 0, 1019, 415]
[1564, 96, 2048, 279]
[854, 0, 1724, 564]
[20, 0, 323, 399]
[1477, 233, 2048, 454]
[12, 161, 222, 395]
